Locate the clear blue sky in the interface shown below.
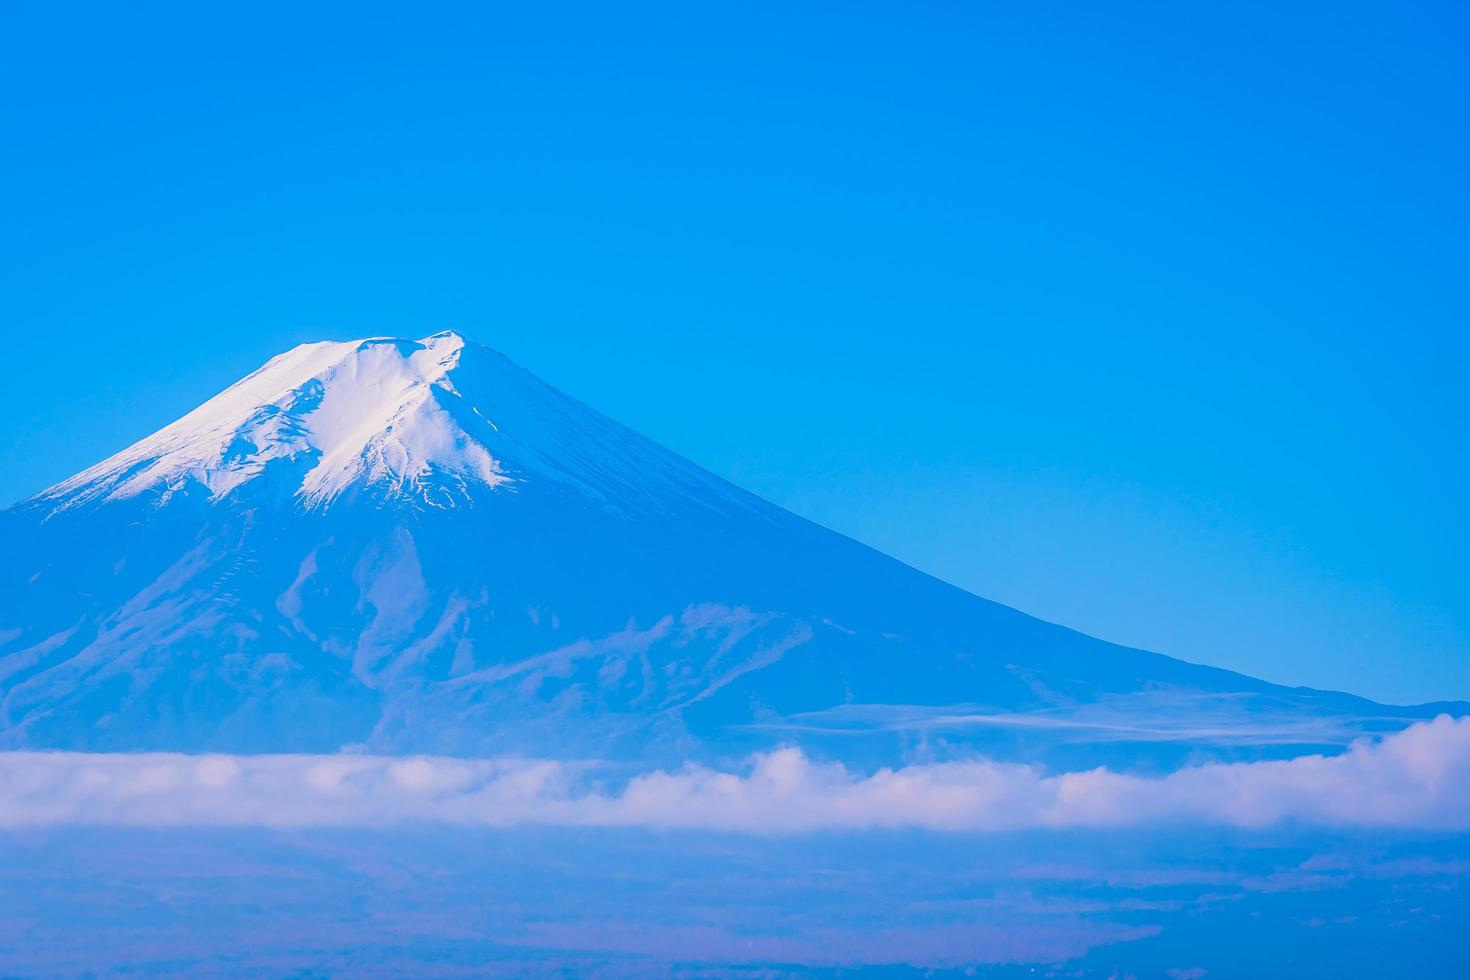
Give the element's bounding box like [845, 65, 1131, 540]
[1, 1, 1466, 703]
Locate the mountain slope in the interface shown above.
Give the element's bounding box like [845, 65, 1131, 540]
[0, 332, 1454, 767]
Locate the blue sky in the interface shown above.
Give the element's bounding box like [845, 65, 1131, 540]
[0, 1, 1465, 703]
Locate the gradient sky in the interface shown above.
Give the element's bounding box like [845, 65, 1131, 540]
[1, 1, 1466, 703]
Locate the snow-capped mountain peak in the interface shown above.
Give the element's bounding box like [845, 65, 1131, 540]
[34, 331, 734, 515]
[1, 330, 1454, 766]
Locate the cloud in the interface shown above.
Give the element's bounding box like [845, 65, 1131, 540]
[1, 715, 1467, 832]
[760, 692, 1414, 747]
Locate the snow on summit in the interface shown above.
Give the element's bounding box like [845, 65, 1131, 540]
[34, 331, 739, 514]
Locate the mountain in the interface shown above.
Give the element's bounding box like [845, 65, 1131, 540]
[0, 332, 1454, 767]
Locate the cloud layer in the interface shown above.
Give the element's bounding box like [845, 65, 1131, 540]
[2, 715, 1467, 832]
[764, 691, 1407, 747]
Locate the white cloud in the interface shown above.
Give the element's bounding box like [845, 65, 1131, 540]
[761, 692, 1408, 747]
[1, 715, 1467, 832]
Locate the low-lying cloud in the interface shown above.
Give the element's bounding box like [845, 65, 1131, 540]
[2, 715, 1467, 832]
[765, 692, 1404, 747]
